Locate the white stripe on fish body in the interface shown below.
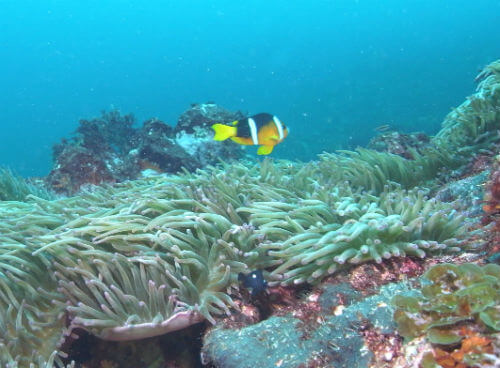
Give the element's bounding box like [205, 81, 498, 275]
[273, 116, 284, 140]
[248, 118, 259, 145]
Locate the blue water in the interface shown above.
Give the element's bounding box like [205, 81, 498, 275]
[1, 0, 499, 176]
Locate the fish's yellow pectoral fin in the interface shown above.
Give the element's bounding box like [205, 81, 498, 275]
[257, 145, 274, 155]
[270, 135, 280, 142]
[212, 124, 237, 141]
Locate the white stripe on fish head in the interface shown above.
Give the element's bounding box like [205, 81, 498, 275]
[248, 118, 259, 145]
[273, 116, 284, 140]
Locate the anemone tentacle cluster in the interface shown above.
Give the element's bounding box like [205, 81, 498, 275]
[0, 167, 54, 201]
[0, 159, 472, 366]
[1, 60, 499, 366]
[434, 60, 500, 155]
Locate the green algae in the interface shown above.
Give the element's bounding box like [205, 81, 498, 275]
[392, 263, 500, 345]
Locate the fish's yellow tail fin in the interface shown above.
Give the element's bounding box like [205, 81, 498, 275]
[212, 124, 237, 141]
[257, 145, 274, 155]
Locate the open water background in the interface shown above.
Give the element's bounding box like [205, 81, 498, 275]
[1, 0, 499, 176]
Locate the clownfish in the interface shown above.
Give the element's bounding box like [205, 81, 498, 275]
[211, 113, 288, 155]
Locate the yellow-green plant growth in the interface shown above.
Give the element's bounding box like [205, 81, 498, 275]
[393, 263, 500, 345]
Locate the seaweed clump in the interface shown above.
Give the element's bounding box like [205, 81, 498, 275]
[392, 263, 500, 367]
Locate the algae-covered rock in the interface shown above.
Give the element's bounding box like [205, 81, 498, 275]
[203, 282, 409, 368]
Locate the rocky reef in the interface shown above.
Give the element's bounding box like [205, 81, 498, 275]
[47, 104, 245, 195]
[0, 60, 500, 367]
[368, 130, 431, 159]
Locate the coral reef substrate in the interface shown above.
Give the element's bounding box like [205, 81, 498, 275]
[48, 104, 244, 195]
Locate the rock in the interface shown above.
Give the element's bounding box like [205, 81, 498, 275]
[137, 136, 198, 173]
[175, 103, 245, 134]
[318, 282, 361, 311]
[202, 282, 410, 368]
[48, 106, 245, 194]
[368, 131, 430, 159]
[435, 170, 489, 216]
[136, 117, 199, 172]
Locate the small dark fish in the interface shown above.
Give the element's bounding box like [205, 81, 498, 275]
[238, 269, 268, 296]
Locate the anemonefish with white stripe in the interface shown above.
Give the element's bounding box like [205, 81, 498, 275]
[211, 113, 288, 155]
